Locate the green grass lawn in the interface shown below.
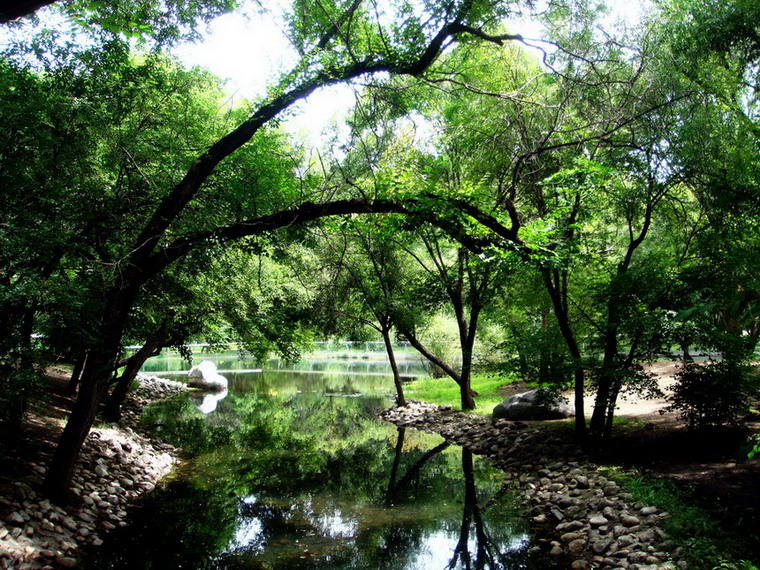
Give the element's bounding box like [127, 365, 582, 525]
[403, 372, 523, 413]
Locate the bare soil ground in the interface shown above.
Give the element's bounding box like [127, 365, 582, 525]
[0, 369, 74, 486]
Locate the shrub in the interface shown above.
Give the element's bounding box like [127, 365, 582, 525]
[749, 434, 760, 460]
[667, 361, 754, 430]
[0, 367, 44, 437]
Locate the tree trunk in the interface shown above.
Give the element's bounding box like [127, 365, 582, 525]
[591, 202, 655, 435]
[680, 341, 693, 362]
[459, 377, 476, 410]
[105, 329, 167, 422]
[42, 286, 135, 501]
[67, 350, 87, 394]
[603, 378, 622, 438]
[398, 325, 462, 384]
[543, 269, 587, 437]
[590, 324, 619, 435]
[459, 335, 477, 411]
[381, 325, 406, 407]
[42, 347, 113, 501]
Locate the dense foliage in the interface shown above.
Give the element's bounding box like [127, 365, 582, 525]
[0, 0, 759, 496]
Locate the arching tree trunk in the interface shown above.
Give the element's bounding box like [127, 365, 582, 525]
[32, 23, 532, 495]
[42, 286, 135, 501]
[35, 5, 528, 499]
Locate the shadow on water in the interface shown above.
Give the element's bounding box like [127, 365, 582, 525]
[83, 360, 533, 569]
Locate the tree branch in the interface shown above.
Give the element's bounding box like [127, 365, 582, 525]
[0, 0, 57, 22]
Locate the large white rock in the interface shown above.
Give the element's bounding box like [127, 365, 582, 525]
[187, 360, 228, 391]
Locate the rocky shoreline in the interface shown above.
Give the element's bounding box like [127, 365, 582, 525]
[381, 400, 688, 570]
[0, 376, 185, 570]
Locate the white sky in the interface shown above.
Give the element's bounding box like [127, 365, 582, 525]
[171, 0, 649, 149]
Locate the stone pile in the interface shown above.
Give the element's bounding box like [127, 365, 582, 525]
[118, 375, 186, 426]
[381, 400, 687, 570]
[0, 375, 185, 570]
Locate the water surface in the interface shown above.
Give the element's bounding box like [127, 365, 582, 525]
[83, 350, 530, 569]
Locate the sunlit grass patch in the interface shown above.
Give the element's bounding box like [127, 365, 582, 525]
[404, 373, 520, 414]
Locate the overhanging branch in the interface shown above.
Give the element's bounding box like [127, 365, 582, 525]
[143, 196, 521, 282]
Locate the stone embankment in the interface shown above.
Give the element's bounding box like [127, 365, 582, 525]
[0, 376, 185, 570]
[381, 400, 687, 570]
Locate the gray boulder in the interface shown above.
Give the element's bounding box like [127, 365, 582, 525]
[187, 360, 228, 391]
[492, 389, 573, 421]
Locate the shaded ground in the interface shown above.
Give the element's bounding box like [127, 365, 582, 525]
[0, 369, 72, 487]
[582, 362, 760, 564]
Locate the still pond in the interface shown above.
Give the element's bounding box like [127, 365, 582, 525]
[83, 349, 532, 569]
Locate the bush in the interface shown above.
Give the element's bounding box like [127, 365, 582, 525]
[749, 434, 760, 460]
[667, 361, 754, 430]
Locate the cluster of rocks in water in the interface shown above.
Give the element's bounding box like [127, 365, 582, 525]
[0, 375, 186, 570]
[381, 400, 688, 570]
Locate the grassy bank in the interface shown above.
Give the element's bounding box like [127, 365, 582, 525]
[403, 372, 522, 413]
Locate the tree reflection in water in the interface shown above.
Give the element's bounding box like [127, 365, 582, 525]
[448, 449, 513, 569]
[83, 393, 530, 569]
[386, 428, 529, 570]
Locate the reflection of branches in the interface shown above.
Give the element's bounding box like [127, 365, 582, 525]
[447, 449, 513, 570]
[385, 430, 450, 504]
[386, 427, 405, 500]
